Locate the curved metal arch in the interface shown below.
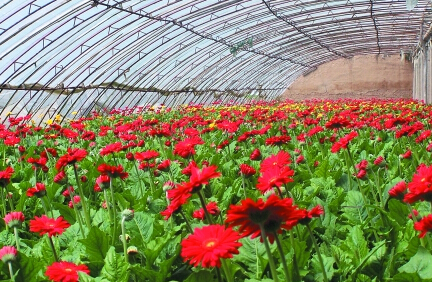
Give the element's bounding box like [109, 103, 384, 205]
[0, 0, 431, 124]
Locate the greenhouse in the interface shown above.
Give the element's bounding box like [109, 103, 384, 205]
[1, 1, 432, 282]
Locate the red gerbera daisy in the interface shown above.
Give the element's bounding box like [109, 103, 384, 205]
[297, 205, 324, 225]
[26, 182, 47, 198]
[53, 170, 68, 185]
[249, 148, 262, 161]
[161, 182, 193, 220]
[135, 150, 159, 162]
[45, 261, 90, 282]
[265, 135, 291, 146]
[181, 160, 197, 176]
[404, 164, 432, 203]
[181, 224, 242, 268]
[330, 131, 358, 153]
[239, 164, 256, 177]
[414, 214, 432, 238]
[4, 136, 20, 146]
[226, 195, 303, 243]
[173, 136, 204, 158]
[100, 142, 123, 156]
[260, 151, 291, 172]
[0, 167, 14, 187]
[192, 202, 221, 221]
[27, 157, 48, 171]
[97, 164, 129, 179]
[94, 175, 110, 192]
[189, 163, 221, 191]
[56, 148, 87, 171]
[29, 215, 70, 237]
[157, 159, 171, 172]
[325, 115, 351, 129]
[388, 181, 407, 199]
[256, 166, 294, 194]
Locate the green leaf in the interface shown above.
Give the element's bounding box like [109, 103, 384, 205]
[342, 226, 368, 266]
[233, 237, 267, 279]
[342, 191, 367, 224]
[398, 246, 432, 279]
[148, 198, 166, 214]
[31, 237, 55, 266]
[393, 272, 431, 282]
[101, 247, 128, 282]
[184, 270, 217, 282]
[78, 272, 109, 282]
[126, 211, 155, 250]
[388, 199, 410, 225]
[311, 255, 335, 282]
[52, 202, 76, 225]
[13, 252, 45, 282]
[79, 226, 110, 266]
[352, 240, 386, 279]
[129, 264, 164, 282]
[0, 230, 14, 246]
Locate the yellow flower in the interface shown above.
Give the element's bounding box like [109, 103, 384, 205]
[55, 114, 62, 122]
[72, 111, 78, 115]
[5, 112, 12, 117]
[46, 119, 53, 125]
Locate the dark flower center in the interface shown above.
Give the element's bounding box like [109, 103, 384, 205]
[249, 210, 270, 224]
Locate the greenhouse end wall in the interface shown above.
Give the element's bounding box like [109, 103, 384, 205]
[281, 55, 413, 101]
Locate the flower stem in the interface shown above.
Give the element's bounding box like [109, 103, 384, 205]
[47, 236, 59, 262]
[109, 178, 118, 245]
[13, 227, 20, 252]
[258, 224, 280, 282]
[215, 267, 223, 282]
[148, 168, 155, 194]
[121, 217, 128, 263]
[289, 229, 300, 280]
[306, 224, 328, 282]
[73, 166, 91, 229]
[240, 174, 247, 198]
[67, 186, 85, 238]
[179, 209, 193, 233]
[8, 262, 14, 282]
[274, 232, 291, 282]
[197, 190, 213, 224]
[221, 259, 234, 282]
[104, 189, 113, 223]
[0, 188, 7, 221]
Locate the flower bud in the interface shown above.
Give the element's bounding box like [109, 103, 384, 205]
[127, 246, 138, 255]
[119, 234, 131, 243]
[121, 209, 134, 221]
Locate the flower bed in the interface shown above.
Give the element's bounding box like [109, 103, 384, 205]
[0, 98, 431, 281]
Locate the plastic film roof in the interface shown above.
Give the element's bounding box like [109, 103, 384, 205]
[0, 0, 431, 124]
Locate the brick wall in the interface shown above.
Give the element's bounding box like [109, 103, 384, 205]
[280, 54, 413, 101]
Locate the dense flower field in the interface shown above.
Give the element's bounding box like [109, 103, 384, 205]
[0, 98, 432, 282]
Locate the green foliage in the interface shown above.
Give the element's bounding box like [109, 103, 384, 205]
[101, 247, 129, 281]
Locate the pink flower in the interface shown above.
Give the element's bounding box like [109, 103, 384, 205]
[4, 211, 25, 228]
[0, 246, 17, 263]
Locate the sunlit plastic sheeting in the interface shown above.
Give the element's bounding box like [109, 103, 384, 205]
[0, 0, 431, 125]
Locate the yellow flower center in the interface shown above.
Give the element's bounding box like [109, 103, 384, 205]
[203, 238, 218, 249]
